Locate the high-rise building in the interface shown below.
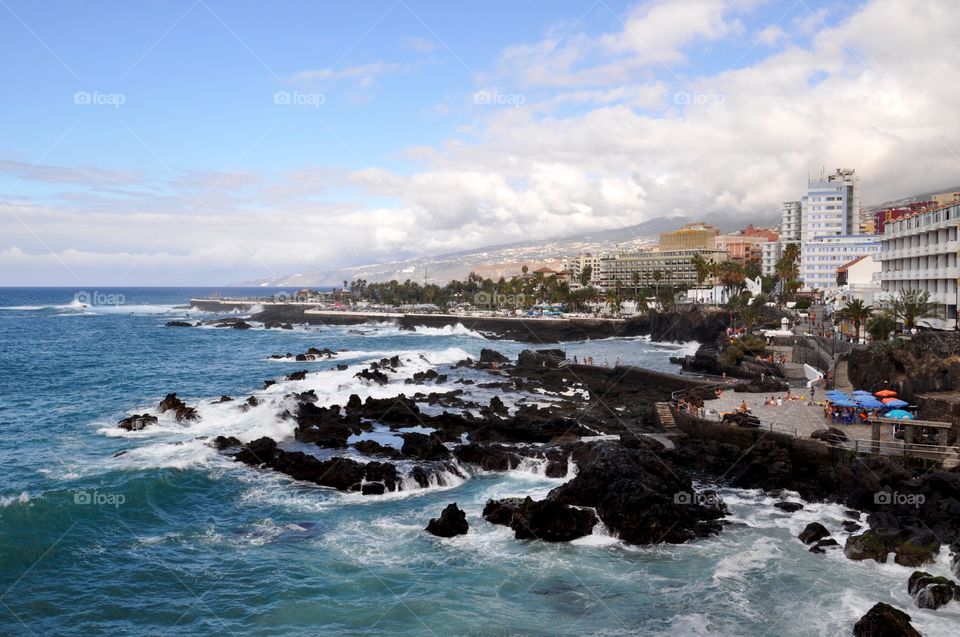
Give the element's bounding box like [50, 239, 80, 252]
[801, 168, 860, 240]
[878, 202, 960, 330]
[658, 222, 720, 251]
[780, 201, 802, 242]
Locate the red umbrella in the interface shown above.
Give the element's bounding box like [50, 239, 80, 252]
[875, 389, 897, 398]
[881, 397, 901, 404]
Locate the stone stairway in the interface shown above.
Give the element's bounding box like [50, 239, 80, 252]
[656, 402, 677, 429]
[833, 359, 853, 392]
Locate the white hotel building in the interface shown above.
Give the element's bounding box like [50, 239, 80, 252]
[800, 235, 880, 290]
[878, 202, 960, 330]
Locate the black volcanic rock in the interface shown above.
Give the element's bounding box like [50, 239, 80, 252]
[355, 368, 389, 385]
[426, 503, 469, 537]
[774, 501, 804, 513]
[908, 571, 959, 610]
[482, 497, 596, 542]
[453, 443, 520, 471]
[852, 602, 920, 637]
[478, 348, 510, 365]
[157, 393, 198, 422]
[117, 413, 158, 431]
[548, 441, 726, 544]
[401, 433, 451, 460]
[231, 437, 401, 492]
[165, 320, 194, 327]
[799, 522, 830, 545]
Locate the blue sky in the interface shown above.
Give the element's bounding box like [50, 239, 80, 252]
[2, 0, 958, 285]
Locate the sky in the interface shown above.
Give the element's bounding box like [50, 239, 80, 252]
[2, 0, 960, 285]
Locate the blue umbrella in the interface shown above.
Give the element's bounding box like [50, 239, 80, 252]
[856, 397, 885, 409]
[830, 398, 856, 408]
[826, 390, 849, 398]
[852, 390, 874, 396]
[885, 409, 914, 420]
[883, 398, 909, 408]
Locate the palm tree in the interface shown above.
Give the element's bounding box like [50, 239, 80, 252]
[837, 298, 872, 341]
[691, 254, 711, 287]
[889, 289, 937, 330]
[866, 314, 897, 342]
[775, 243, 800, 301]
[652, 269, 663, 299]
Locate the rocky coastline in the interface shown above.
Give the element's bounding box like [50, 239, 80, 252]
[134, 326, 960, 632]
[234, 306, 734, 343]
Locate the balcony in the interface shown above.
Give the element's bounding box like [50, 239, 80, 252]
[880, 266, 960, 281]
[877, 240, 960, 261]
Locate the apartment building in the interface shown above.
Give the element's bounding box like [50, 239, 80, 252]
[800, 235, 879, 291]
[878, 202, 960, 330]
[932, 191, 960, 209]
[780, 201, 802, 242]
[597, 249, 726, 291]
[565, 253, 603, 289]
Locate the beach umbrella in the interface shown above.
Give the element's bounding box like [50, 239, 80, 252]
[852, 390, 874, 396]
[885, 409, 914, 420]
[875, 389, 897, 398]
[856, 396, 885, 409]
[830, 398, 856, 408]
[882, 398, 908, 407]
[826, 390, 849, 397]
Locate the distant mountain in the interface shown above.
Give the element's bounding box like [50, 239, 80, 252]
[233, 213, 777, 287]
[865, 185, 960, 212]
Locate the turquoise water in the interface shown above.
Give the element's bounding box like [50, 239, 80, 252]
[0, 288, 957, 636]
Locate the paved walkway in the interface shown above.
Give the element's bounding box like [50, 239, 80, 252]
[702, 390, 890, 441]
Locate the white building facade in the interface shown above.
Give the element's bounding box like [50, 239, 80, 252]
[878, 202, 960, 330]
[761, 240, 782, 276]
[800, 235, 879, 291]
[801, 168, 861, 239]
[781, 200, 802, 242]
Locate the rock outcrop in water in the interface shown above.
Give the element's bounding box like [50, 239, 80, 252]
[426, 503, 469, 537]
[908, 570, 959, 610]
[852, 602, 921, 637]
[157, 393, 198, 422]
[117, 413, 158, 431]
[483, 497, 597, 542]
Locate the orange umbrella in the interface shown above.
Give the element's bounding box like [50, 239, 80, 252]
[875, 389, 897, 398]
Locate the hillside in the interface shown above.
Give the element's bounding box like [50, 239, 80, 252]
[234, 213, 775, 287]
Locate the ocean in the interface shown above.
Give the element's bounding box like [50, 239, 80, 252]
[0, 287, 957, 636]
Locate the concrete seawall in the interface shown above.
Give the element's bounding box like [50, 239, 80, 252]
[673, 411, 842, 468]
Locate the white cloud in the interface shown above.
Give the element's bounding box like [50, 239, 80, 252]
[6, 0, 960, 285]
